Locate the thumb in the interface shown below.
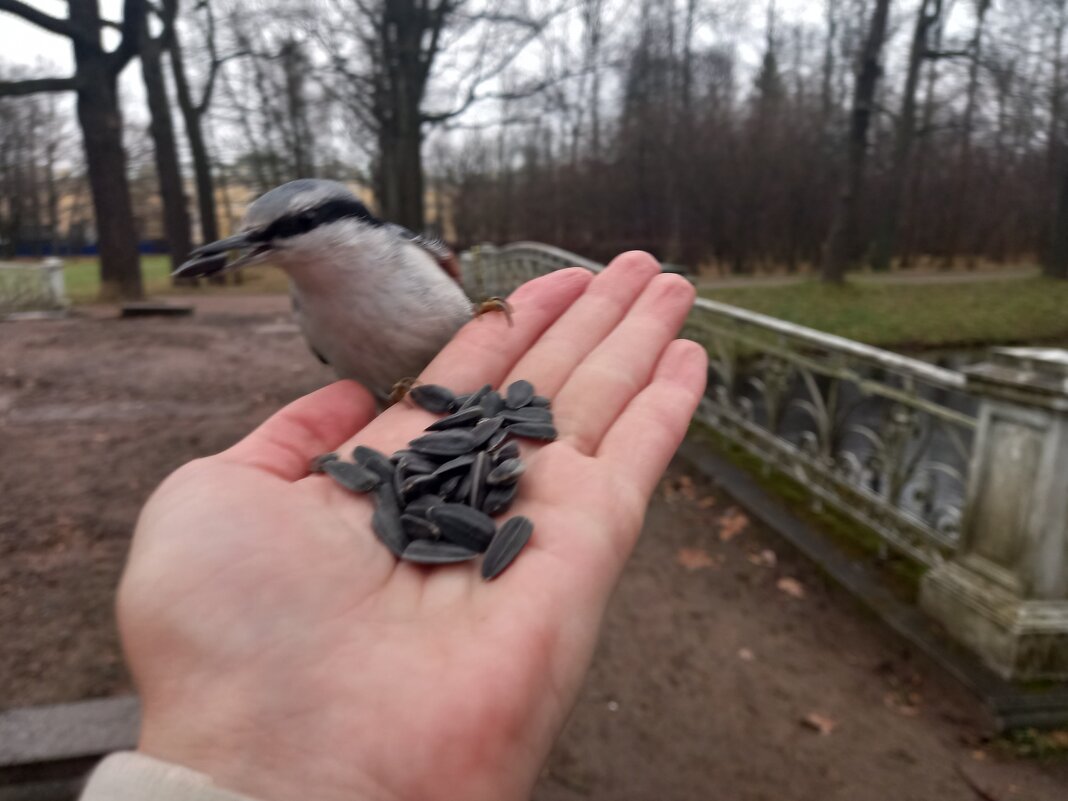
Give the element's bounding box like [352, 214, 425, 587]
[221, 380, 377, 480]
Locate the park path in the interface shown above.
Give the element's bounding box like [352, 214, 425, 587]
[0, 294, 1064, 800]
[699, 265, 1039, 291]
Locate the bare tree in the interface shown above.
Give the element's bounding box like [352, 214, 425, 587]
[820, 0, 892, 283]
[0, 0, 146, 300]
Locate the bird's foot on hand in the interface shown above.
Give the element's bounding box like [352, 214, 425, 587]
[474, 297, 514, 326]
[388, 376, 421, 407]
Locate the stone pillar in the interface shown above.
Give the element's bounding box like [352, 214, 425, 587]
[920, 348, 1068, 681]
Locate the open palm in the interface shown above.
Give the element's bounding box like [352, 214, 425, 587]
[118, 252, 707, 801]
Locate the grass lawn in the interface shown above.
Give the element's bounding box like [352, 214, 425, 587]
[701, 277, 1068, 349]
[63, 256, 290, 303]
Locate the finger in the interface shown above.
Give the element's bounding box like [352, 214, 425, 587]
[596, 339, 707, 503]
[500, 252, 663, 397]
[419, 267, 593, 392]
[221, 380, 377, 480]
[552, 273, 696, 455]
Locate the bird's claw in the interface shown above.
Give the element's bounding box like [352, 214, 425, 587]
[389, 377, 421, 407]
[475, 297, 513, 326]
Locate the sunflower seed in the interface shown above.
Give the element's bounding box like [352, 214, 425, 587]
[506, 422, 558, 441]
[480, 390, 504, 418]
[499, 406, 553, 424]
[487, 458, 525, 486]
[430, 453, 477, 479]
[486, 429, 510, 452]
[451, 393, 472, 411]
[469, 451, 490, 509]
[409, 384, 456, 414]
[469, 416, 504, 449]
[429, 503, 497, 551]
[427, 406, 482, 430]
[400, 472, 440, 502]
[372, 484, 408, 557]
[309, 452, 339, 473]
[493, 441, 520, 463]
[454, 471, 473, 503]
[481, 482, 518, 516]
[481, 515, 534, 580]
[408, 429, 478, 456]
[323, 460, 380, 492]
[460, 384, 492, 411]
[398, 452, 439, 475]
[401, 514, 441, 540]
[439, 474, 462, 498]
[354, 445, 395, 480]
[505, 379, 535, 409]
[529, 395, 551, 408]
[402, 539, 480, 565]
[405, 494, 445, 518]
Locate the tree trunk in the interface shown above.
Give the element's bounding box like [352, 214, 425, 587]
[1044, 1, 1068, 277]
[871, 0, 935, 273]
[71, 34, 142, 300]
[1048, 165, 1068, 278]
[820, 0, 892, 283]
[170, 31, 219, 244]
[140, 23, 193, 275]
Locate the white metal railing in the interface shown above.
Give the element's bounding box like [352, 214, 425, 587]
[461, 242, 978, 567]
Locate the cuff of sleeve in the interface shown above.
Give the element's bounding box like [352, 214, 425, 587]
[81, 752, 261, 801]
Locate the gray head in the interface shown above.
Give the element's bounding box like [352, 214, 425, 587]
[173, 179, 381, 279]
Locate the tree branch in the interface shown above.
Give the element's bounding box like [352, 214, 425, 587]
[0, 75, 82, 97]
[108, 0, 147, 74]
[0, 0, 99, 49]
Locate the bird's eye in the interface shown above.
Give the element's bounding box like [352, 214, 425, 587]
[298, 210, 316, 229]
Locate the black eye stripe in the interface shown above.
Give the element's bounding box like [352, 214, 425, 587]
[257, 198, 381, 242]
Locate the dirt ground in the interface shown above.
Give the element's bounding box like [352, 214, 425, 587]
[1, 295, 1066, 800]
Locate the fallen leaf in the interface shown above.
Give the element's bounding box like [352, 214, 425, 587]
[717, 508, 749, 542]
[676, 547, 716, 571]
[777, 577, 805, 599]
[747, 549, 777, 568]
[697, 496, 717, 510]
[801, 712, 837, 735]
[677, 475, 696, 501]
[737, 647, 755, 662]
[971, 749, 987, 762]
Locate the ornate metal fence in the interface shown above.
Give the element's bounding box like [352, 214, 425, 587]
[461, 243, 977, 568]
[0, 258, 68, 318]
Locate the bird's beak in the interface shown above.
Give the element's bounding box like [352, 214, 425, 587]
[172, 232, 273, 279]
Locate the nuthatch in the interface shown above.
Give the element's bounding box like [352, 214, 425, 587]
[175, 179, 508, 403]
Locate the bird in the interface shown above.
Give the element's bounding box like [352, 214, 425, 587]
[174, 179, 508, 403]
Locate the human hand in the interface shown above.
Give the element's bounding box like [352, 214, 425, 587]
[118, 252, 707, 801]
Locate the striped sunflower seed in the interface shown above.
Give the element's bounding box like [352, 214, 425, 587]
[402, 539, 480, 565]
[409, 384, 455, 414]
[506, 421, 558, 441]
[354, 445, 395, 480]
[481, 482, 518, 516]
[429, 503, 497, 552]
[400, 473, 440, 502]
[529, 395, 551, 408]
[401, 513, 441, 541]
[398, 452, 439, 475]
[499, 406, 553, 424]
[460, 384, 492, 411]
[486, 429, 510, 452]
[323, 460, 380, 492]
[469, 416, 504, 449]
[469, 451, 490, 509]
[372, 484, 408, 557]
[404, 494, 445, 518]
[408, 429, 478, 456]
[427, 406, 483, 430]
[430, 453, 476, 479]
[439, 474, 462, 498]
[480, 390, 504, 418]
[481, 515, 534, 580]
[505, 379, 535, 409]
[454, 471, 473, 503]
[493, 441, 520, 463]
[487, 458, 525, 486]
[309, 452, 339, 473]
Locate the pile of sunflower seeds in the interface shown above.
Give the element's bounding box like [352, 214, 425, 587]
[311, 380, 555, 580]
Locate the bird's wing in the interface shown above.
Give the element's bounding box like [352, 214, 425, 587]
[383, 223, 463, 284]
[291, 288, 330, 366]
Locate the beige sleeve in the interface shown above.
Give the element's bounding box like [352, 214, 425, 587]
[80, 752, 261, 801]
